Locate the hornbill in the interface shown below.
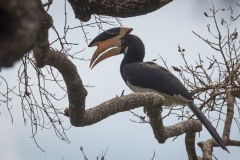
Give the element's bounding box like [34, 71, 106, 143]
[88, 27, 229, 152]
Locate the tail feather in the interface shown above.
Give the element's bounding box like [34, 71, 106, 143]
[188, 102, 229, 152]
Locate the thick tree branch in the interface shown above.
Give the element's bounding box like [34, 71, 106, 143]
[198, 139, 215, 160]
[67, 0, 172, 22]
[147, 107, 202, 160]
[165, 120, 202, 140]
[185, 132, 199, 160]
[32, 3, 87, 126]
[64, 91, 202, 147]
[0, 0, 40, 67]
[65, 92, 164, 126]
[32, 1, 53, 68]
[148, 106, 202, 144]
[46, 50, 87, 126]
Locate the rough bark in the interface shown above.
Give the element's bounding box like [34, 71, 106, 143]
[31, 1, 87, 127]
[64, 92, 164, 126]
[0, 0, 40, 67]
[185, 132, 200, 160]
[68, 0, 172, 22]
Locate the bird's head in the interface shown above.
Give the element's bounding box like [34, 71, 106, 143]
[89, 27, 142, 69]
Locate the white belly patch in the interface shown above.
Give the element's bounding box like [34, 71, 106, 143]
[126, 81, 192, 107]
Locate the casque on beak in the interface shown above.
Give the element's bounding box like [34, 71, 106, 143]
[88, 27, 133, 69]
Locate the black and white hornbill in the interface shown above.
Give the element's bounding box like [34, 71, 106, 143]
[88, 27, 229, 152]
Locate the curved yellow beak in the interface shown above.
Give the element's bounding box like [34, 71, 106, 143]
[89, 27, 133, 69]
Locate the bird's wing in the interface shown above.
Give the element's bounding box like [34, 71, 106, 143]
[122, 61, 193, 101]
